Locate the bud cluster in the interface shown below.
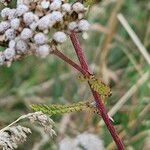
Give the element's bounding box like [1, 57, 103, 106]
[0, 0, 90, 66]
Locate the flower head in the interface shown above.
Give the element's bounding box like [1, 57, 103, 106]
[0, 0, 90, 66]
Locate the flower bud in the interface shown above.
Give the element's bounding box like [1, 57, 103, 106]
[21, 28, 33, 40]
[34, 33, 47, 45]
[72, 2, 85, 13]
[53, 31, 67, 43]
[4, 48, 16, 60]
[36, 44, 50, 58]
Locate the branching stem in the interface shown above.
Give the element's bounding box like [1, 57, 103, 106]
[51, 48, 87, 75]
[51, 34, 124, 149]
[70, 32, 124, 150]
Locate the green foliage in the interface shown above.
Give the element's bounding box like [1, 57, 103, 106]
[78, 75, 112, 98]
[31, 101, 94, 116]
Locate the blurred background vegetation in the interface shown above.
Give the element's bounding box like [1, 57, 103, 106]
[0, 0, 150, 149]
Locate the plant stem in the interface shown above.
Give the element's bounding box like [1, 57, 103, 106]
[70, 32, 124, 150]
[51, 48, 86, 75]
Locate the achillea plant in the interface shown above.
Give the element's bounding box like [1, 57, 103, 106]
[0, 0, 89, 66]
[0, 0, 124, 149]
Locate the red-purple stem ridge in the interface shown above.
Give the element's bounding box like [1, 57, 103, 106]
[70, 32, 124, 150]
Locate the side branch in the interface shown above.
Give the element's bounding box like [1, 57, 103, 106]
[51, 48, 86, 75]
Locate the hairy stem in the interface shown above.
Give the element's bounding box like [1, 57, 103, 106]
[70, 32, 124, 150]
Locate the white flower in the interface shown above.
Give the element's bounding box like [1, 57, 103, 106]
[16, 40, 28, 54]
[16, 4, 29, 16]
[72, 2, 85, 13]
[0, 21, 10, 33]
[34, 33, 47, 45]
[29, 22, 38, 31]
[17, 0, 31, 6]
[36, 44, 50, 58]
[38, 15, 51, 30]
[62, 3, 71, 13]
[48, 13, 57, 27]
[1, 7, 10, 19]
[41, 0, 50, 9]
[78, 19, 90, 31]
[5, 28, 16, 40]
[59, 133, 105, 150]
[10, 18, 20, 30]
[76, 133, 105, 150]
[50, 0, 62, 11]
[7, 9, 17, 20]
[4, 48, 16, 60]
[68, 21, 78, 31]
[0, 0, 90, 66]
[53, 31, 67, 43]
[34, 14, 39, 22]
[51, 11, 63, 22]
[21, 28, 33, 40]
[23, 12, 35, 25]
[9, 40, 16, 48]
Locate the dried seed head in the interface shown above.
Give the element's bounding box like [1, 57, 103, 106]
[78, 19, 90, 31]
[34, 33, 47, 45]
[4, 48, 16, 60]
[0, 125, 31, 150]
[27, 111, 56, 136]
[5, 28, 16, 40]
[53, 31, 67, 43]
[10, 18, 20, 30]
[21, 28, 33, 40]
[36, 44, 50, 58]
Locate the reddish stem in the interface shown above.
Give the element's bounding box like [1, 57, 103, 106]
[51, 49, 86, 75]
[70, 32, 124, 150]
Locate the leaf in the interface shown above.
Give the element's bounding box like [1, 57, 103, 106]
[78, 75, 112, 98]
[30, 101, 101, 116]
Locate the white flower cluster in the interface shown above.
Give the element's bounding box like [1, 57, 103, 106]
[59, 132, 105, 150]
[0, 0, 90, 66]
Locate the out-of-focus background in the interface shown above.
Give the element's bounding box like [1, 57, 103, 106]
[0, 0, 150, 149]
